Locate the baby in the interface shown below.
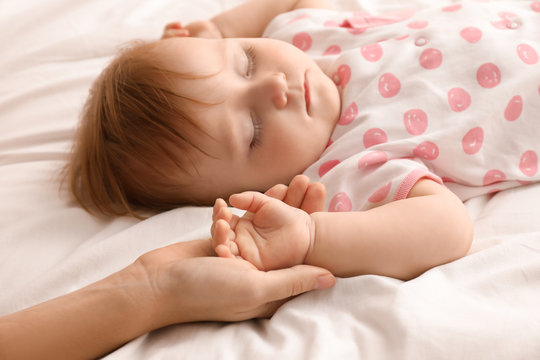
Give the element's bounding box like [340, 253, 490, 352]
[67, 0, 540, 279]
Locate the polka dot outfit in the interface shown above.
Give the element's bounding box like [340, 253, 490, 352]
[263, 2, 540, 212]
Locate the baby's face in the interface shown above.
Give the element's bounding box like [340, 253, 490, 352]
[157, 37, 341, 200]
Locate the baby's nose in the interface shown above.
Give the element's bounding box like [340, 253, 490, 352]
[263, 72, 288, 109]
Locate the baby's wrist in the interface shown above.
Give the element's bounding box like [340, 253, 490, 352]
[305, 212, 321, 265]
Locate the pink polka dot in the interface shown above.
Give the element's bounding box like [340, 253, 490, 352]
[363, 128, 388, 148]
[532, 1, 540, 12]
[442, 4, 462, 12]
[477, 63, 501, 88]
[504, 95, 523, 122]
[292, 32, 312, 52]
[323, 45, 341, 55]
[395, 35, 409, 40]
[339, 102, 358, 125]
[378, 73, 401, 98]
[329, 192, 352, 212]
[520, 150, 538, 177]
[368, 182, 392, 203]
[361, 43, 383, 62]
[462, 127, 484, 155]
[403, 109, 428, 135]
[483, 169, 506, 185]
[358, 151, 388, 169]
[407, 20, 429, 29]
[414, 141, 439, 160]
[318, 160, 340, 177]
[517, 43, 539, 65]
[419, 48, 443, 69]
[460, 27, 482, 43]
[448, 87, 471, 112]
[335, 64, 351, 89]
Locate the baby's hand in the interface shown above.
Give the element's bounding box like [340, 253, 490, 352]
[161, 21, 223, 39]
[212, 192, 314, 271]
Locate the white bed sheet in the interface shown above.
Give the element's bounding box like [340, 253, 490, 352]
[1, 0, 539, 359]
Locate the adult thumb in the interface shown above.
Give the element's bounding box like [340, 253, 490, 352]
[262, 265, 336, 302]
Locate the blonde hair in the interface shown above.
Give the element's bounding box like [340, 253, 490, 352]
[65, 41, 213, 218]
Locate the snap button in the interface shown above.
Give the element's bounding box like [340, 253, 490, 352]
[415, 37, 428, 46]
[507, 19, 521, 29]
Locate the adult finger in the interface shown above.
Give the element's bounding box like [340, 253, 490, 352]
[259, 265, 335, 302]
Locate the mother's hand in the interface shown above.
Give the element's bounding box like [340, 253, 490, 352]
[134, 239, 335, 327]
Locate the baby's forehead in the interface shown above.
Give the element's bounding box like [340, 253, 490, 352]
[154, 38, 228, 101]
[157, 37, 225, 75]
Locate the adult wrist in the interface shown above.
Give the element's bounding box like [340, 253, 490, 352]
[115, 261, 170, 331]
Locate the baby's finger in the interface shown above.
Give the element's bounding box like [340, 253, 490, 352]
[161, 28, 190, 39]
[283, 175, 310, 209]
[301, 182, 326, 214]
[215, 244, 235, 258]
[164, 21, 183, 30]
[214, 219, 241, 258]
[212, 206, 233, 238]
[264, 183, 288, 201]
[212, 198, 228, 223]
[229, 191, 271, 214]
[212, 218, 228, 246]
[228, 213, 241, 230]
[211, 198, 227, 236]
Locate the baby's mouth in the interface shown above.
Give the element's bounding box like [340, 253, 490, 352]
[304, 72, 311, 114]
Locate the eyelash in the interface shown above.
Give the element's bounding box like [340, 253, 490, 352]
[250, 112, 263, 149]
[245, 46, 256, 77]
[245, 46, 260, 149]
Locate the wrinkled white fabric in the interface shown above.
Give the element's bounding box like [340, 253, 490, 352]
[1, 1, 540, 359]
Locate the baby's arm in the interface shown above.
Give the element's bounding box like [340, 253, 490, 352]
[214, 179, 473, 280]
[162, 0, 333, 39]
[307, 179, 473, 279]
[211, 0, 333, 38]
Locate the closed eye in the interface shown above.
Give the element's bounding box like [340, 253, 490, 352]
[245, 46, 256, 77]
[249, 112, 262, 149]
